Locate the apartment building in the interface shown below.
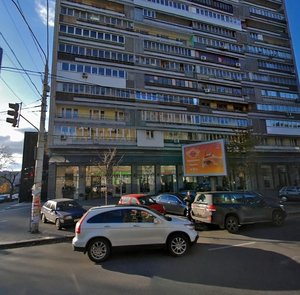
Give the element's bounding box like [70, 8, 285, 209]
[47, 0, 300, 199]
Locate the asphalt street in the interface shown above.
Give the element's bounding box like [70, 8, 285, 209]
[0, 197, 299, 249]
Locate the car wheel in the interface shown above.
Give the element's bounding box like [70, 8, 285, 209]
[41, 214, 47, 223]
[225, 215, 239, 233]
[272, 210, 285, 226]
[87, 238, 111, 263]
[167, 233, 190, 257]
[55, 219, 62, 230]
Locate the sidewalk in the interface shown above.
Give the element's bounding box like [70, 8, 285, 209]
[0, 197, 299, 250]
[0, 197, 118, 250]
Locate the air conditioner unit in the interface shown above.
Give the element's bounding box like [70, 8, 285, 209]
[82, 72, 88, 79]
[61, 135, 67, 140]
[235, 62, 241, 67]
[200, 56, 207, 61]
[204, 88, 211, 93]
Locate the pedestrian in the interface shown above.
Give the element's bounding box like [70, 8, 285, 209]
[184, 191, 193, 221]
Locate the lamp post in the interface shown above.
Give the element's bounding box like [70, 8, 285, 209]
[30, 62, 48, 233]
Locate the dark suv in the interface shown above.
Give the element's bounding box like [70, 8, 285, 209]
[191, 191, 286, 233]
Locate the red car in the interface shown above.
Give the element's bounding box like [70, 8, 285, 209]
[118, 194, 166, 214]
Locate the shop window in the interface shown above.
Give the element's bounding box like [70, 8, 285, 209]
[261, 165, 273, 189]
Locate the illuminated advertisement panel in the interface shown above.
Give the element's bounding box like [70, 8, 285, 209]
[182, 140, 227, 176]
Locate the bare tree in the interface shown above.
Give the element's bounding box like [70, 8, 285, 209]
[0, 146, 14, 171]
[95, 148, 124, 205]
[0, 171, 19, 201]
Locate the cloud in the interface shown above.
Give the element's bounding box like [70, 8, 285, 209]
[35, 0, 56, 27]
[0, 127, 38, 171]
[0, 135, 24, 155]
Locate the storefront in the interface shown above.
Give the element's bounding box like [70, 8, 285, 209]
[51, 164, 185, 199]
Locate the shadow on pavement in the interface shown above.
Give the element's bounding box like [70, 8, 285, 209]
[102, 243, 300, 291]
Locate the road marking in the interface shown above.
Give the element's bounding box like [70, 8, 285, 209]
[208, 242, 256, 251]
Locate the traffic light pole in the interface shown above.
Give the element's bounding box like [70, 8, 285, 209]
[30, 62, 48, 233]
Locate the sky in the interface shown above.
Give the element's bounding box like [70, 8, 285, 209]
[0, 0, 299, 171]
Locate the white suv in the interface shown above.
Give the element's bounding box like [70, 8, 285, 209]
[72, 205, 198, 263]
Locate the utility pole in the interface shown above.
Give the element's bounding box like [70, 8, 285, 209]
[30, 62, 48, 233]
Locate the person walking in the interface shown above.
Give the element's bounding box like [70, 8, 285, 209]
[184, 191, 193, 221]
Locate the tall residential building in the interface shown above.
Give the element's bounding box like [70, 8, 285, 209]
[48, 0, 300, 199]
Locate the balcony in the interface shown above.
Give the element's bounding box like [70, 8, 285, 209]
[55, 113, 127, 126]
[50, 134, 136, 148]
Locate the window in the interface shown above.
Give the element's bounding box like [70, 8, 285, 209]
[146, 130, 154, 139]
[244, 193, 262, 205]
[261, 165, 273, 189]
[87, 209, 124, 223]
[123, 209, 155, 223]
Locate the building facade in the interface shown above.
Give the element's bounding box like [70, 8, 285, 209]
[48, 0, 300, 199]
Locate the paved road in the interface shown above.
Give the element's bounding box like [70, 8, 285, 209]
[0, 198, 300, 249]
[0, 216, 299, 295]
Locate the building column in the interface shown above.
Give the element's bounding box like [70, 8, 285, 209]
[47, 162, 56, 199]
[177, 165, 184, 191]
[78, 165, 86, 200]
[131, 165, 138, 193]
[155, 165, 161, 193]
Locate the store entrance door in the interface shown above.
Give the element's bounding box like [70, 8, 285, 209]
[161, 175, 174, 192]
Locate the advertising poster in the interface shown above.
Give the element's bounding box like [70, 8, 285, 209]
[182, 139, 227, 176]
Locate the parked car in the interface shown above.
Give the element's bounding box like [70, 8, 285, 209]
[279, 186, 300, 201]
[41, 198, 86, 230]
[118, 194, 166, 214]
[72, 205, 198, 263]
[11, 193, 19, 200]
[191, 191, 287, 233]
[152, 193, 187, 215]
[0, 194, 9, 203]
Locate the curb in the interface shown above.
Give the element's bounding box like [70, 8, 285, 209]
[0, 235, 74, 250]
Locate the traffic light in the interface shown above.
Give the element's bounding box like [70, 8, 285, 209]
[24, 167, 34, 180]
[6, 103, 20, 127]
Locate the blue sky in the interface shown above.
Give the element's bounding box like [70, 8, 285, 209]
[0, 0, 299, 170]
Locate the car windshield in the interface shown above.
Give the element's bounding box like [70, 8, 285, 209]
[175, 193, 185, 200]
[56, 201, 81, 211]
[138, 196, 155, 205]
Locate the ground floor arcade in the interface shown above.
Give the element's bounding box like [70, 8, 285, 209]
[47, 149, 300, 200]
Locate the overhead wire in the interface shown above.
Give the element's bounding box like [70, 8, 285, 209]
[1, 54, 42, 100]
[0, 76, 24, 103]
[10, 0, 47, 64]
[0, 33, 42, 97]
[2, 0, 41, 75]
